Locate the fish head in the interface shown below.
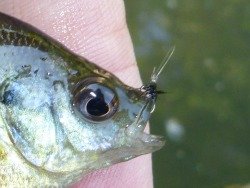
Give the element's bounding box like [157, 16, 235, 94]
[2, 56, 165, 179]
[0, 12, 167, 184]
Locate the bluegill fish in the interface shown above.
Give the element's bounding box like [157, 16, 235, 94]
[0, 12, 166, 187]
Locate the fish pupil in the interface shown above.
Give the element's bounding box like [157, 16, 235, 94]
[86, 89, 109, 116]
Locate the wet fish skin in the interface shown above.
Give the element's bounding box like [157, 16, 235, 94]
[0, 12, 165, 186]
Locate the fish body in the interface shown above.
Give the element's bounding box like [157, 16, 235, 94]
[0, 12, 165, 187]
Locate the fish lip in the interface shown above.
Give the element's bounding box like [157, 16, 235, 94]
[125, 115, 166, 151]
[140, 132, 166, 149]
[122, 126, 165, 155]
[122, 92, 165, 151]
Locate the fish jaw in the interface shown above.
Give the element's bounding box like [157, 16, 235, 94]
[111, 108, 165, 163]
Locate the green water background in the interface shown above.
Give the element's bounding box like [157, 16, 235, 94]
[125, 1, 250, 187]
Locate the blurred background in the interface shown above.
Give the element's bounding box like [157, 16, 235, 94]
[124, 1, 250, 188]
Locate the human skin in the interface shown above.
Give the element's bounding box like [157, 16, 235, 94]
[0, 0, 153, 188]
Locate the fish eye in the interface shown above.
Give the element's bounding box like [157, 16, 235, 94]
[73, 78, 119, 122]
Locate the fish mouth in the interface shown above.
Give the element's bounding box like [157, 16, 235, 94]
[124, 100, 165, 154]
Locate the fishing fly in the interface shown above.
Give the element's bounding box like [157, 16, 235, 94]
[140, 46, 175, 112]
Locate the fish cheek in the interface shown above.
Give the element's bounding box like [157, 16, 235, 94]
[0, 79, 58, 167]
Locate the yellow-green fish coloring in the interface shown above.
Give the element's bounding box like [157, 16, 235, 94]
[0, 12, 166, 187]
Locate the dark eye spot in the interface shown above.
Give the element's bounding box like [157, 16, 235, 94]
[73, 78, 119, 122]
[2, 90, 15, 105]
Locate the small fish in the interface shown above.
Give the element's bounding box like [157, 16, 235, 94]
[0, 12, 169, 187]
